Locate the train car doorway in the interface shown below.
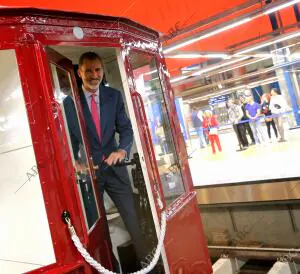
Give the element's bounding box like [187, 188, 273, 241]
[44, 45, 167, 273]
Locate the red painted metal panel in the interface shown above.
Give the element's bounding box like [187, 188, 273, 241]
[124, 45, 212, 273]
[280, 4, 300, 27]
[165, 194, 211, 274]
[38, 45, 113, 272]
[15, 44, 76, 264]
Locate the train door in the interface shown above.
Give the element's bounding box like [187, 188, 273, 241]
[125, 50, 212, 274]
[41, 47, 113, 271]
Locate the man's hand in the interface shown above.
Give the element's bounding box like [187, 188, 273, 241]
[105, 149, 126, 166]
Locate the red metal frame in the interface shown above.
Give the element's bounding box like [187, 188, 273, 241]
[156, 46, 212, 273]
[44, 47, 100, 240]
[13, 44, 85, 273]
[37, 45, 113, 272]
[45, 45, 113, 269]
[123, 46, 195, 200]
[125, 48, 212, 273]
[0, 8, 212, 274]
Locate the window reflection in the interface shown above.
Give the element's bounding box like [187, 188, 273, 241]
[130, 53, 185, 206]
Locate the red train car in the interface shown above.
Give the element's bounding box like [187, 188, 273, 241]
[0, 8, 212, 274]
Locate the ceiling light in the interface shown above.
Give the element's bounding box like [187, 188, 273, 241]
[236, 31, 300, 55]
[170, 75, 189, 84]
[205, 54, 229, 59]
[194, 76, 278, 101]
[196, 18, 253, 41]
[249, 53, 273, 58]
[236, 41, 274, 55]
[191, 57, 250, 76]
[264, 0, 300, 15]
[167, 54, 204, 58]
[218, 56, 271, 74]
[163, 18, 253, 54]
[166, 53, 229, 59]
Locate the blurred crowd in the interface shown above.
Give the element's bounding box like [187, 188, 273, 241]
[190, 88, 289, 154]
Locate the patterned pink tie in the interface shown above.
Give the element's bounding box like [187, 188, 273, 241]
[91, 93, 101, 141]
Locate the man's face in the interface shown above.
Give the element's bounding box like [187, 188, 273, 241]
[78, 58, 104, 92]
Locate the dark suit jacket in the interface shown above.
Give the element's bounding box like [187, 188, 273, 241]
[63, 85, 133, 169]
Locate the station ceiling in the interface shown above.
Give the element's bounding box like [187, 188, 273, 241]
[2, 0, 299, 86]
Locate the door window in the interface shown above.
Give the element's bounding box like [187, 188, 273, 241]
[129, 52, 185, 206]
[50, 63, 100, 230]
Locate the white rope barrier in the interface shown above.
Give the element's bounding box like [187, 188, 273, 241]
[65, 211, 167, 274]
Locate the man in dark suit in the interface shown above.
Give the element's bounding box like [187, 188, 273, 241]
[63, 52, 147, 269]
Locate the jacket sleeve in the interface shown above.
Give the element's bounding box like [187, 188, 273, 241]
[115, 91, 133, 157]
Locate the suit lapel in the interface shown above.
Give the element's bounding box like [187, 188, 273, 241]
[79, 90, 101, 144]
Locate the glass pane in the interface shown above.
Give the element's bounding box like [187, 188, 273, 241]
[0, 50, 56, 273]
[129, 52, 185, 206]
[50, 64, 99, 230]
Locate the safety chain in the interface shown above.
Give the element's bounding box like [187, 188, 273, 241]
[63, 211, 167, 274]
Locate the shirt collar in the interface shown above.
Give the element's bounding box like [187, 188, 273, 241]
[82, 85, 100, 99]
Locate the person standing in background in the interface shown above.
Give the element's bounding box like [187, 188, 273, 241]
[203, 110, 222, 154]
[245, 96, 265, 145]
[261, 93, 278, 142]
[270, 88, 288, 142]
[227, 98, 248, 151]
[239, 95, 256, 145]
[191, 107, 207, 149]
